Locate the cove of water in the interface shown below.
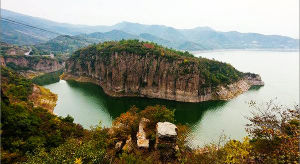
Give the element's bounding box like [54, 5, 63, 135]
[44, 50, 299, 148]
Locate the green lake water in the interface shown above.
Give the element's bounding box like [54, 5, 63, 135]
[44, 50, 299, 148]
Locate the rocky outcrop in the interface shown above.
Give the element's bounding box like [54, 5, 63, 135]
[64, 41, 264, 102]
[115, 141, 123, 153]
[136, 118, 150, 149]
[156, 122, 177, 139]
[245, 73, 265, 86]
[0, 55, 64, 73]
[155, 122, 178, 161]
[155, 122, 177, 150]
[65, 56, 264, 103]
[0, 56, 6, 66]
[122, 136, 134, 153]
[29, 84, 57, 113]
[111, 120, 178, 157]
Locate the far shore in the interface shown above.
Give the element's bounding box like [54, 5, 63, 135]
[191, 48, 299, 54]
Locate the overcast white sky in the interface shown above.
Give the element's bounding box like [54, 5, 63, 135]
[2, 0, 299, 38]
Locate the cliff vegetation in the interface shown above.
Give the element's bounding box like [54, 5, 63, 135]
[1, 67, 85, 163]
[32, 69, 64, 85]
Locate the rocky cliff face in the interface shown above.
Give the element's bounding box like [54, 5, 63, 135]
[29, 84, 57, 113]
[0, 55, 64, 73]
[64, 40, 264, 103]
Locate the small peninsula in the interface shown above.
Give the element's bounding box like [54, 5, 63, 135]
[64, 40, 264, 102]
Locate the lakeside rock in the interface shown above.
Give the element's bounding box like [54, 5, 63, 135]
[64, 40, 264, 103]
[29, 84, 58, 113]
[245, 73, 265, 86]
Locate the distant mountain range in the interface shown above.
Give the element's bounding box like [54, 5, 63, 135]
[1, 9, 299, 54]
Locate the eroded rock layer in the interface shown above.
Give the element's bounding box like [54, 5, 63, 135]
[0, 55, 64, 73]
[64, 41, 264, 102]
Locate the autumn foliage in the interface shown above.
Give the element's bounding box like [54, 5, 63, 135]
[246, 101, 300, 163]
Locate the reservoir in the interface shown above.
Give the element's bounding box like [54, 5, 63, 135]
[44, 50, 299, 147]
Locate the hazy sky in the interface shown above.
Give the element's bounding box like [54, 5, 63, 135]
[2, 0, 299, 38]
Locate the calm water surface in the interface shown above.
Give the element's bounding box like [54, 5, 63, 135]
[44, 50, 299, 148]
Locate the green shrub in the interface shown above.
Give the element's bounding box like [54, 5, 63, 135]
[32, 69, 63, 85]
[26, 139, 107, 164]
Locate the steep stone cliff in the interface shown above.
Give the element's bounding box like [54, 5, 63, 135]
[29, 84, 58, 113]
[64, 40, 264, 102]
[0, 55, 64, 73]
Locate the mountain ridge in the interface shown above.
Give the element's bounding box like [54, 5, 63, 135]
[1, 9, 298, 51]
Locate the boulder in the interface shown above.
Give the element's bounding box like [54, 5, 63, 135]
[122, 135, 134, 153]
[115, 141, 123, 152]
[155, 122, 177, 149]
[156, 122, 177, 138]
[137, 138, 149, 149]
[155, 122, 178, 161]
[136, 118, 150, 149]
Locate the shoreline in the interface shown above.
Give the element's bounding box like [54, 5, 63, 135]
[191, 48, 299, 54]
[62, 73, 263, 103]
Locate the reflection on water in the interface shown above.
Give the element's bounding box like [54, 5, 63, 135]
[66, 80, 227, 125]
